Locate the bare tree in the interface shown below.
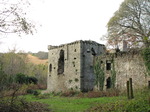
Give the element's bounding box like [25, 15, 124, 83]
[0, 0, 35, 35]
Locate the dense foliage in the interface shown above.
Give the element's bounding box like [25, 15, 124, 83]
[107, 0, 150, 48]
[16, 73, 38, 84]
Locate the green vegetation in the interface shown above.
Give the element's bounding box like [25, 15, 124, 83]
[0, 52, 47, 87]
[111, 57, 116, 88]
[142, 48, 150, 76]
[0, 51, 149, 112]
[94, 58, 105, 91]
[74, 78, 79, 82]
[87, 89, 150, 112]
[24, 94, 125, 112]
[16, 73, 38, 84]
[0, 97, 50, 112]
[22, 88, 149, 112]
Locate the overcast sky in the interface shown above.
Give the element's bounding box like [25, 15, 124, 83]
[0, 0, 124, 53]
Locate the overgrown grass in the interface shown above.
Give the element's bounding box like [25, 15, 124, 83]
[23, 94, 125, 112]
[20, 88, 150, 112]
[87, 88, 150, 112]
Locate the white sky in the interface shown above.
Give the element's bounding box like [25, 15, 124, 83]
[0, 0, 124, 53]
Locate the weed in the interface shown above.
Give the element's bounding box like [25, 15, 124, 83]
[0, 97, 51, 112]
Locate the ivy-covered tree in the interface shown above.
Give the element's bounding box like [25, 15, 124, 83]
[107, 0, 150, 48]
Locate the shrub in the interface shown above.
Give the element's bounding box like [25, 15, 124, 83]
[15, 73, 27, 84]
[77, 89, 120, 98]
[27, 89, 35, 94]
[0, 98, 51, 112]
[26, 89, 40, 96]
[28, 76, 38, 84]
[61, 91, 78, 97]
[87, 98, 150, 112]
[33, 90, 40, 96]
[87, 88, 150, 112]
[15, 73, 38, 84]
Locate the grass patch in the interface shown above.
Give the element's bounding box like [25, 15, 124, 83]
[23, 94, 125, 112]
[87, 89, 150, 112]
[21, 88, 149, 112]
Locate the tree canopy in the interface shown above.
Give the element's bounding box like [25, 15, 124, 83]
[107, 0, 150, 48]
[0, 0, 34, 35]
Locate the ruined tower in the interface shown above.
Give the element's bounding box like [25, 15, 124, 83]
[47, 40, 105, 92]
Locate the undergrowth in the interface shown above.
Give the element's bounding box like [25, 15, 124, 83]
[0, 97, 51, 112]
[86, 88, 150, 112]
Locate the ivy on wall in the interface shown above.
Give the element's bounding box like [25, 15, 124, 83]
[94, 58, 105, 91]
[111, 56, 116, 88]
[142, 48, 150, 76]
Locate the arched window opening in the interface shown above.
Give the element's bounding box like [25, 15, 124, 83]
[58, 50, 64, 74]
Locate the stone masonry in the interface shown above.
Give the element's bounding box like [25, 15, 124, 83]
[96, 50, 150, 91]
[47, 40, 105, 92]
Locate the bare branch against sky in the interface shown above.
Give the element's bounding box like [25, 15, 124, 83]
[0, 0, 124, 53]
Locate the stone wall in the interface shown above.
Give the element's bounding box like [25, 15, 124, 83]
[47, 41, 81, 92]
[96, 51, 150, 91]
[47, 40, 105, 92]
[80, 41, 105, 91]
[115, 52, 149, 90]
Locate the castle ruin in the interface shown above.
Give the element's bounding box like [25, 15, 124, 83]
[47, 40, 150, 93]
[47, 40, 105, 92]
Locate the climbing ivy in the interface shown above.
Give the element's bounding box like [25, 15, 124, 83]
[110, 56, 116, 88]
[142, 48, 150, 76]
[94, 58, 105, 91]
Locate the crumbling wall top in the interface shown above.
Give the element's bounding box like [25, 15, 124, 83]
[48, 40, 105, 50]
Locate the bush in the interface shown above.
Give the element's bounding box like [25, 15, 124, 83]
[28, 76, 38, 84]
[77, 89, 120, 98]
[26, 89, 35, 94]
[26, 89, 40, 96]
[61, 91, 78, 97]
[15, 73, 27, 84]
[87, 88, 150, 112]
[0, 97, 51, 112]
[87, 98, 150, 112]
[15, 73, 38, 84]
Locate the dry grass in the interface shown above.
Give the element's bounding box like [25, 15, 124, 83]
[27, 54, 48, 65]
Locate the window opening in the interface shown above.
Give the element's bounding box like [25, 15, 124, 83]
[87, 49, 90, 53]
[49, 64, 52, 72]
[91, 48, 96, 56]
[58, 50, 64, 74]
[106, 60, 111, 70]
[106, 77, 111, 89]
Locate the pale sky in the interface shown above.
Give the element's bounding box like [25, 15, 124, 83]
[0, 0, 124, 53]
